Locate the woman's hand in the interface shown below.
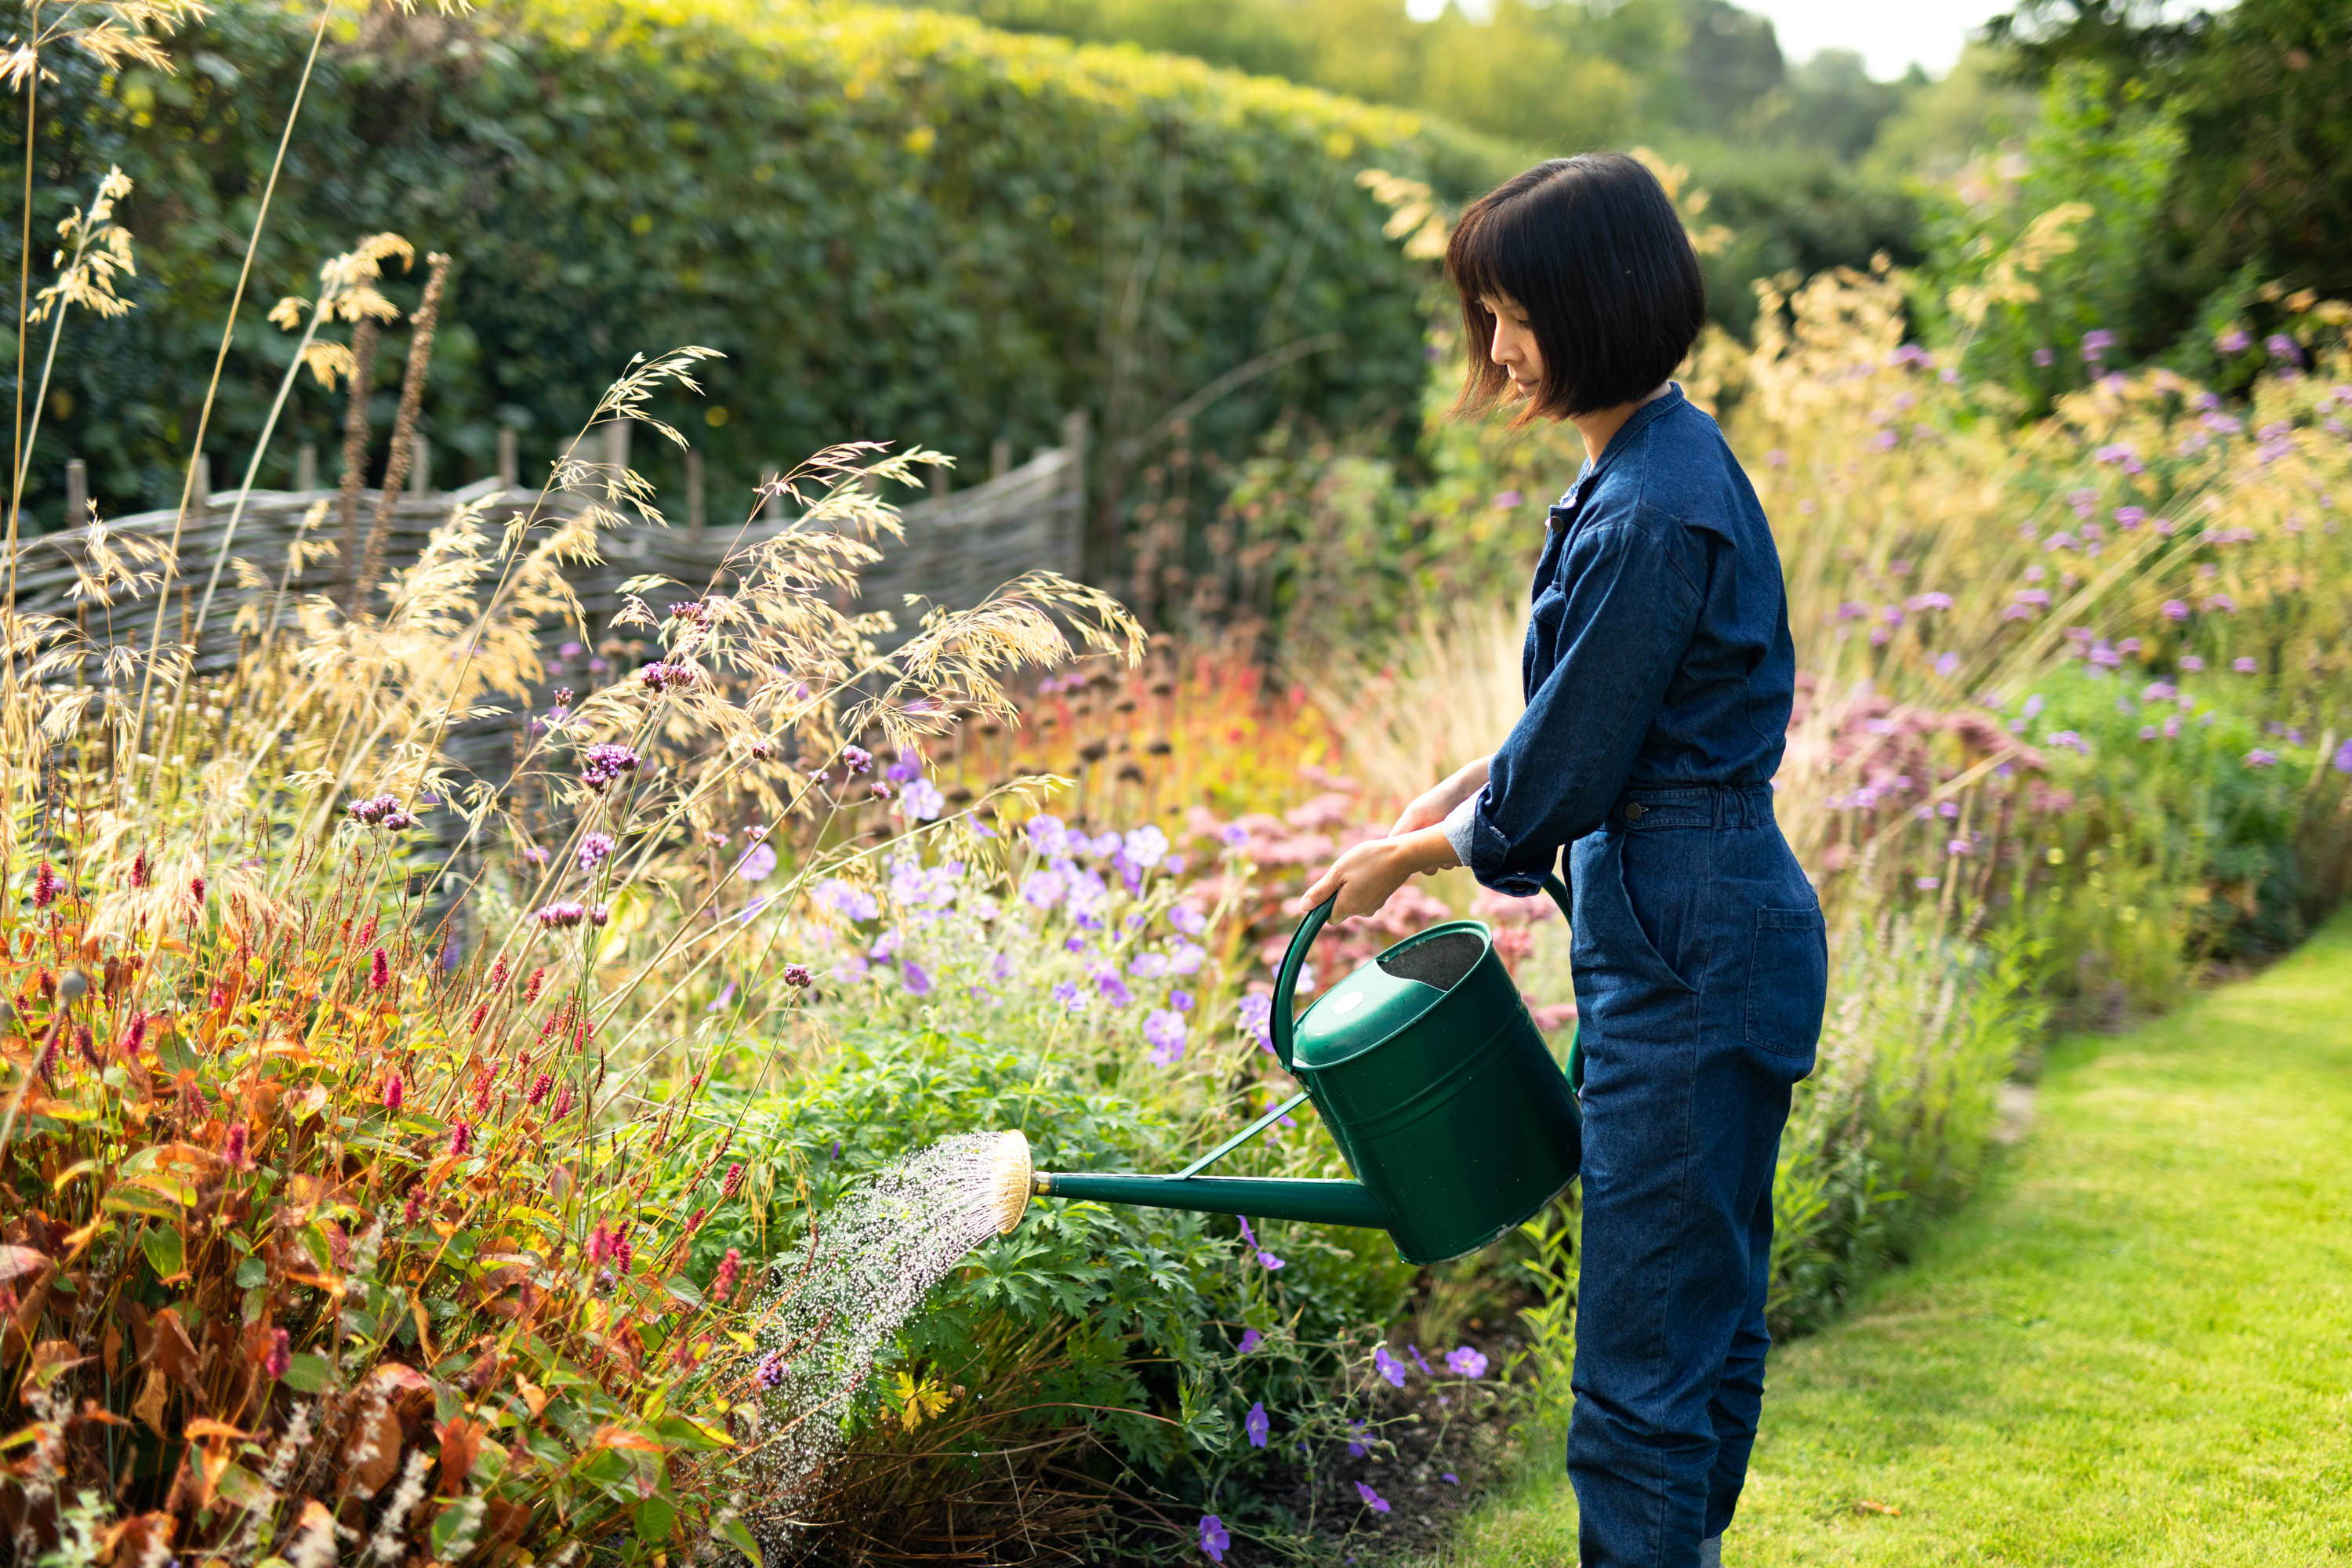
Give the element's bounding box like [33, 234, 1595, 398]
[1390, 756, 1491, 837]
[1298, 827, 1460, 921]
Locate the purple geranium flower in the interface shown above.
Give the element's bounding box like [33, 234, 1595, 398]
[900, 778, 946, 821]
[1238, 993, 1274, 1051]
[1374, 1345, 1406, 1388]
[1199, 1513, 1229, 1563]
[1246, 1402, 1269, 1448]
[736, 841, 778, 883]
[1237, 1327, 1261, 1355]
[1446, 1345, 1490, 1379]
[902, 960, 933, 996]
[1356, 1481, 1390, 1515]
[1235, 1215, 1285, 1270]
[1145, 1008, 1187, 1065]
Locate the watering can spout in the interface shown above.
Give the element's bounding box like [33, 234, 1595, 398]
[976, 1131, 1391, 1234]
[1030, 1167, 1391, 1231]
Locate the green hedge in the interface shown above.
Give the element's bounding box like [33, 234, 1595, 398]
[5, 0, 1511, 550]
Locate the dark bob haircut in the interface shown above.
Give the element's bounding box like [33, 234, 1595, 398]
[1443, 153, 1705, 426]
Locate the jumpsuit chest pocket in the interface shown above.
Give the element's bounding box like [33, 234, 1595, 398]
[1743, 903, 1828, 1057]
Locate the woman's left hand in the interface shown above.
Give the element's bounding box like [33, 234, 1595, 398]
[1289, 841, 1411, 926]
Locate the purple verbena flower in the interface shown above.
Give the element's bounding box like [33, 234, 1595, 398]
[580, 742, 641, 792]
[579, 831, 616, 873]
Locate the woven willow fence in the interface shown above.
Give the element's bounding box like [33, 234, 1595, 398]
[10, 408, 1087, 677]
[9, 412, 1088, 935]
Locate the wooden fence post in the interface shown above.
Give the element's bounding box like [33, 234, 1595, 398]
[989, 436, 1011, 481]
[1058, 405, 1089, 576]
[496, 427, 518, 491]
[760, 470, 782, 522]
[191, 452, 211, 512]
[296, 443, 318, 492]
[63, 459, 85, 528]
[603, 421, 630, 477]
[686, 448, 705, 532]
[407, 434, 431, 496]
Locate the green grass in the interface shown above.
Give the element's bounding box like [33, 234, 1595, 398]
[1409, 910, 2352, 1566]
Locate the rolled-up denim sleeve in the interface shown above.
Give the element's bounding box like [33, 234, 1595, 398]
[1457, 518, 1703, 896]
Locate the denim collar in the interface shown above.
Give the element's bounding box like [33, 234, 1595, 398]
[1549, 381, 1686, 524]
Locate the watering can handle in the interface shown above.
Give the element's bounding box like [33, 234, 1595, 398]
[1271, 872, 1577, 1077]
[1269, 894, 1333, 1074]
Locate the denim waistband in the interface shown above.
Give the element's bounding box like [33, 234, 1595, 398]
[1602, 781, 1778, 831]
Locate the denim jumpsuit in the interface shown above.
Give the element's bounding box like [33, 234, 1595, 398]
[1440, 383, 1828, 1567]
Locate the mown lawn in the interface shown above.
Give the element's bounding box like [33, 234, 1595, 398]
[1404, 910, 2352, 1566]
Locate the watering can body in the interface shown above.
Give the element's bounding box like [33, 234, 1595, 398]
[1028, 876, 1582, 1265]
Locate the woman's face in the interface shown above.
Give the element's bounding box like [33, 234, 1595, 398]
[1479, 291, 1543, 397]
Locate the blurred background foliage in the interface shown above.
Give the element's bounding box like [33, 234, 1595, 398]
[19, 0, 2350, 579]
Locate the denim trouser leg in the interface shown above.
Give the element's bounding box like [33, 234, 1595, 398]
[1704, 1160, 1777, 1538]
[1561, 803, 1821, 1568]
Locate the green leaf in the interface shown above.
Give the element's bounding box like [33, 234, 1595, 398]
[212, 1460, 276, 1512]
[633, 1494, 678, 1543]
[102, 1189, 182, 1221]
[430, 1499, 485, 1556]
[282, 1353, 334, 1394]
[141, 1225, 186, 1280]
[235, 1255, 267, 1289]
[716, 1515, 766, 1565]
[653, 1414, 731, 1451]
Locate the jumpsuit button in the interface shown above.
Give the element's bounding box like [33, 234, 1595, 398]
[1621, 802, 1647, 821]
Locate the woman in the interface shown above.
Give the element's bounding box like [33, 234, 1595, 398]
[1298, 153, 1828, 1568]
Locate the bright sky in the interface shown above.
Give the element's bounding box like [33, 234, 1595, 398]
[1737, 0, 2014, 80]
[1408, 0, 2222, 84]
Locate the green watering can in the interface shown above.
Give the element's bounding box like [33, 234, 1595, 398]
[989, 875, 1583, 1265]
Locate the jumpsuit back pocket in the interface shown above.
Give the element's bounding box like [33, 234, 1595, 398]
[1743, 903, 1828, 1058]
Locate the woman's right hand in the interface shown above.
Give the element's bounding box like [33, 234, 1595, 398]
[1390, 757, 1491, 837]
